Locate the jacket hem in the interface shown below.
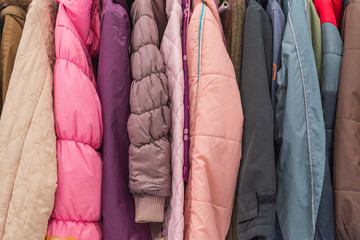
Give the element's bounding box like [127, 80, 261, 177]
[238, 224, 274, 240]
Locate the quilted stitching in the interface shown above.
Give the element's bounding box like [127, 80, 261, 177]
[184, 1, 243, 239]
[128, 0, 171, 219]
[0, 0, 57, 239]
[160, 0, 185, 239]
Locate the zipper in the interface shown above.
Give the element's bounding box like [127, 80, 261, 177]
[196, 2, 205, 112]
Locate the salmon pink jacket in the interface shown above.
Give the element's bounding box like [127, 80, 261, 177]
[47, 0, 103, 239]
[184, 0, 244, 239]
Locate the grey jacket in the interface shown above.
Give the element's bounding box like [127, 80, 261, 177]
[237, 1, 275, 239]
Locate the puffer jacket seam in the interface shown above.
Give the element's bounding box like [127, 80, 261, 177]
[189, 73, 236, 81]
[341, 48, 360, 51]
[333, 189, 360, 192]
[56, 58, 89, 80]
[288, 2, 315, 230]
[131, 105, 167, 115]
[132, 70, 166, 82]
[322, 52, 342, 57]
[59, 138, 95, 148]
[191, 134, 242, 143]
[133, 14, 157, 23]
[189, 198, 234, 210]
[336, 118, 360, 123]
[56, 24, 99, 64]
[50, 218, 99, 223]
[131, 135, 169, 148]
[132, 43, 161, 53]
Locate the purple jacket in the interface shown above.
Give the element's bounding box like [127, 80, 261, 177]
[182, 0, 191, 182]
[97, 0, 151, 238]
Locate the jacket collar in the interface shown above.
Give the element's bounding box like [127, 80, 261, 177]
[200, 0, 226, 44]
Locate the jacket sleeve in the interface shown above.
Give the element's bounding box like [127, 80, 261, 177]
[237, 4, 276, 240]
[128, 0, 171, 223]
[334, 1, 360, 238]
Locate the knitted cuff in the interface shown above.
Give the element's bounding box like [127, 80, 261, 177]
[134, 194, 166, 223]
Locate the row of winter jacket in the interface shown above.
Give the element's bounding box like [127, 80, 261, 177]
[0, 0, 357, 239]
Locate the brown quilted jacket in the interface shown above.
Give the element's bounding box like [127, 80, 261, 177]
[127, 0, 171, 223]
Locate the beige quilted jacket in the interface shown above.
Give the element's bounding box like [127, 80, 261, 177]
[0, 0, 57, 239]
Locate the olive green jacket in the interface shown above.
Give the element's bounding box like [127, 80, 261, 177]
[307, 0, 322, 82]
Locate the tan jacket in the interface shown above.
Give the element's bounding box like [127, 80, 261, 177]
[0, 0, 57, 239]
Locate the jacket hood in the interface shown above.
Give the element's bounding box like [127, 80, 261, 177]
[0, 0, 32, 10]
[193, 0, 218, 16]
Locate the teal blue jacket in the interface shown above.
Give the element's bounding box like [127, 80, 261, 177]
[275, 0, 326, 239]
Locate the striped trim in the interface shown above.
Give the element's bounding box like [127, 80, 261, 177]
[196, 2, 205, 112]
[288, 1, 315, 231]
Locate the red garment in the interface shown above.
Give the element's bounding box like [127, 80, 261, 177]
[314, 0, 343, 27]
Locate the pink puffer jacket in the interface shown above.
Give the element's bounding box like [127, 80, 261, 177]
[47, 0, 102, 239]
